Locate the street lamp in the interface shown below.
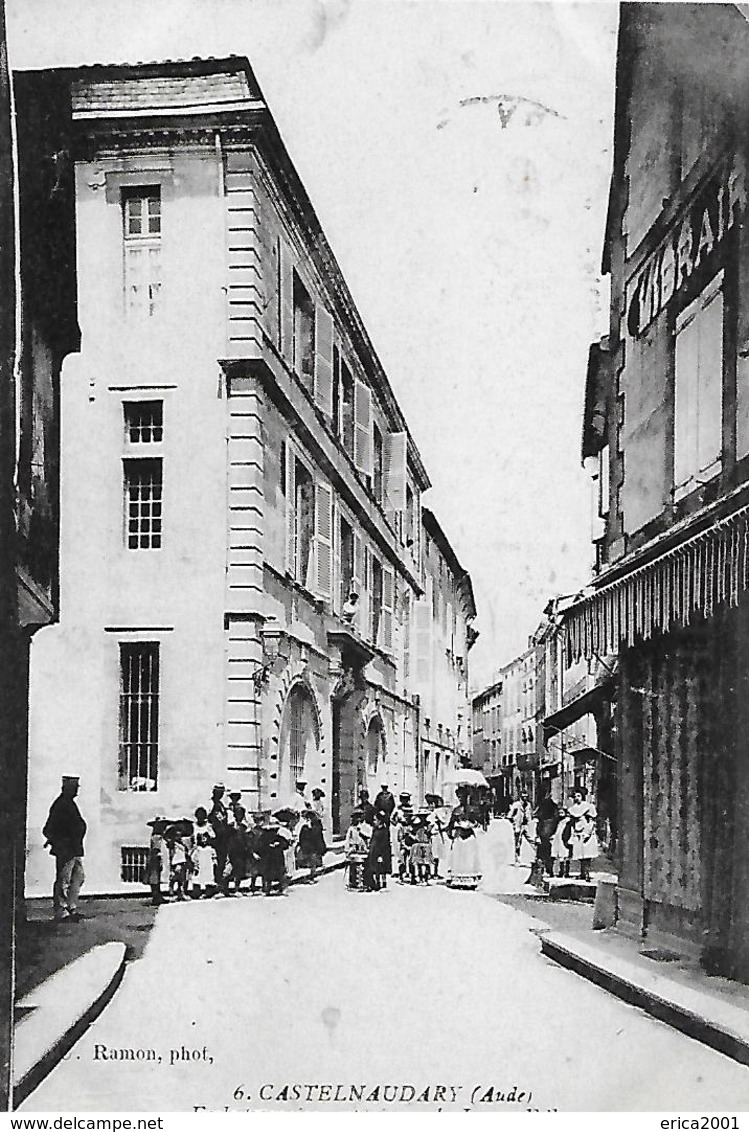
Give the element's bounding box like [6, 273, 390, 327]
[251, 620, 283, 692]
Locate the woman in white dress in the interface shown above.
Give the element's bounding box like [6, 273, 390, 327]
[567, 787, 599, 881]
[447, 817, 482, 889]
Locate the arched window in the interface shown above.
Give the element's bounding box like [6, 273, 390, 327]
[367, 717, 385, 778]
[280, 684, 319, 794]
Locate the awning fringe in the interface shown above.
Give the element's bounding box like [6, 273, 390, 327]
[565, 505, 749, 665]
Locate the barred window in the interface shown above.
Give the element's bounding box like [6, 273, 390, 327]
[121, 845, 149, 883]
[124, 458, 162, 549]
[119, 642, 160, 792]
[124, 401, 163, 444]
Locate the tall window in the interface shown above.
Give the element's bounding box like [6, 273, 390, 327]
[674, 274, 724, 498]
[340, 515, 354, 605]
[124, 458, 163, 549]
[289, 687, 306, 786]
[123, 187, 161, 319]
[293, 271, 315, 394]
[370, 556, 383, 643]
[373, 424, 384, 503]
[295, 458, 315, 587]
[119, 642, 160, 792]
[332, 346, 341, 438]
[340, 360, 354, 458]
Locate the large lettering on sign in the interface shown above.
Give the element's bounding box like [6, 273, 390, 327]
[627, 154, 746, 337]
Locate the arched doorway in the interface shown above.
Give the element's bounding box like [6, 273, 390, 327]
[366, 716, 386, 796]
[279, 683, 319, 796]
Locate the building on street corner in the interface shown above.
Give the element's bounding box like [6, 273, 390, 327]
[565, 3, 749, 978]
[23, 57, 476, 896]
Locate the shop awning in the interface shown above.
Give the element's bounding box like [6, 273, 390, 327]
[564, 501, 749, 664]
[543, 682, 612, 741]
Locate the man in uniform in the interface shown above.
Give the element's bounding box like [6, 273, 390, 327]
[43, 775, 87, 922]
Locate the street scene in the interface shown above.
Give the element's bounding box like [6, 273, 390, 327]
[2, 0, 749, 1117]
[21, 874, 749, 1113]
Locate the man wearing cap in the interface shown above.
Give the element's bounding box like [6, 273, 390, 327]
[43, 776, 87, 922]
[208, 783, 230, 889]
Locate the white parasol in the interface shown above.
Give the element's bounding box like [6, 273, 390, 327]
[444, 768, 490, 788]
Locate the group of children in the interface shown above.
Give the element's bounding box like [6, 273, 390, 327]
[344, 791, 449, 891]
[145, 783, 328, 902]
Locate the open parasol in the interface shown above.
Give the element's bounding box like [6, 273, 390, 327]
[444, 768, 489, 788]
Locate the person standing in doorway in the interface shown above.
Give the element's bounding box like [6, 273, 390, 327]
[43, 775, 87, 922]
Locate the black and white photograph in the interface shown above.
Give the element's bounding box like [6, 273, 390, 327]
[3, 0, 749, 1116]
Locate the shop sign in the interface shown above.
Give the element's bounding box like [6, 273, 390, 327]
[627, 153, 746, 337]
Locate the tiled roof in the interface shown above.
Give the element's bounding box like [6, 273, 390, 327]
[70, 58, 257, 117]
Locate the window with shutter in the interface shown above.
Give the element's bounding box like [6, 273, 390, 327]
[279, 238, 294, 362]
[352, 530, 365, 635]
[285, 445, 296, 576]
[383, 431, 407, 513]
[381, 565, 394, 652]
[314, 480, 334, 600]
[295, 459, 315, 589]
[373, 425, 384, 503]
[353, 379, 373, 476]
[674, 273, 724, 498]
[293, 272, 315, 395]
[370, 556, 383, 644]
[314, 307, 334, 418]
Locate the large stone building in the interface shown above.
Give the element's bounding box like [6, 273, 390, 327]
[567, 4, 749, 977]
[412, 508, 477, 802]
[24, 57, 475, 895]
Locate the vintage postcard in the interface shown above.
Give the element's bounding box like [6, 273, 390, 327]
[3, 0, 749, 1117]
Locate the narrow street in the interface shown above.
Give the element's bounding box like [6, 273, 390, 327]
[23, 874, 749, 1112]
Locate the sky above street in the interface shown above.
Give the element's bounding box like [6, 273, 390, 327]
[8, 0, 619, 687]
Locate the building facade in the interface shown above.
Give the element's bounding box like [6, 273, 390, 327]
[413, 508, 477, 802]
[567, 4, 749, 976]
[25, 58, 474, 895]
[472, 678, 502, 798]
[0, 55, 79, 1107]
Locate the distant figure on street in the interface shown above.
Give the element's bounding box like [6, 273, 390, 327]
[365, 811, 392, 891]
[293, 779, 310, 812]
[260, 817, 290, 896]
[534, 787, 560, 877]
[358, 789, 376, 829]
[344, 813, 369, 890]
[508, 792, 532, 859]
[374, 784, 395, 823]
[296, 808, 327, 882]
[190, 833, 217, 898]
[552, 807, 573, 877]
[43, 775, 87, 922]
[208, 783, 230, 885]
[446, 817, 482, 890]
[568, 787, 599, 881]
[145, 817, 169, 905]
[245, 813, 266, 894]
